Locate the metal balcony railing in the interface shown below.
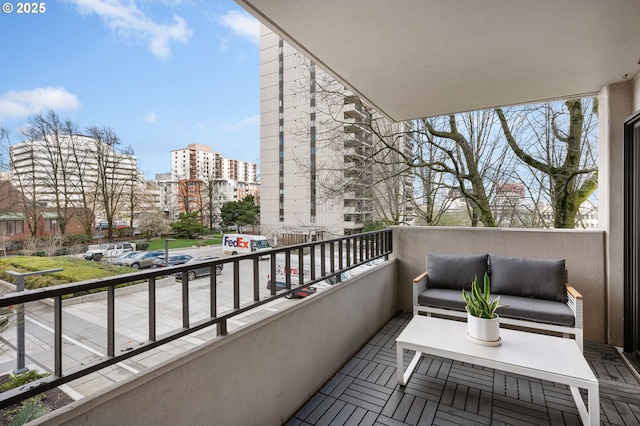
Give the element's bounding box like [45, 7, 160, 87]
[0, 229, 392, 408]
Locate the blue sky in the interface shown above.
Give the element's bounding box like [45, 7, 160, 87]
[0, 0, 260, 179]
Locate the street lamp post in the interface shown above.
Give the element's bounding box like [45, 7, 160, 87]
[6, 268, 63, 374]
[164, 238, 175, 264]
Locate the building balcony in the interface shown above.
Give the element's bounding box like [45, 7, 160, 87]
[343, 118, 372, 135]
[0, 227, 632, 425]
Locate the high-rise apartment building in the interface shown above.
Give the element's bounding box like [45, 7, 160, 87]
[260, 26, 413, 243]
[166, 144, 259, 226]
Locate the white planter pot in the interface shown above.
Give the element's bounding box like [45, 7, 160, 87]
[467, 312, 501, 345]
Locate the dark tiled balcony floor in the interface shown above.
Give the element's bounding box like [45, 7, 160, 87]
[287, 313, 640, 425]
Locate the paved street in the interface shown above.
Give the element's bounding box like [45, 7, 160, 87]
[0, 246, 299, 402]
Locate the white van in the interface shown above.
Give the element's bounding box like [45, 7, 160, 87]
[222, 234, 271, 258]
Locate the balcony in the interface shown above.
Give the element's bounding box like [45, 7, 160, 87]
[287, 312, 639, 425]
[0, 227, 634, 425]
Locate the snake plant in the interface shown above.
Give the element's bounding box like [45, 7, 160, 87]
[461, 273, 506, 319]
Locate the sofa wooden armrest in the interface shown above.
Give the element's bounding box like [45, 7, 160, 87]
[413, 272, 428, 307]
[566, 284, 583, 300]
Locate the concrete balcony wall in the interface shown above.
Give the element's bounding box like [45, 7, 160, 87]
[35, 260, 398, 426]
[392, 226, 607, 344]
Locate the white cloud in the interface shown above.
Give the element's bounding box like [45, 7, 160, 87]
[219, 10, 259, 45]
[196, 122, 206, 130]
[68, 0, 193, 59]
[0, 87, 80, 120]
[144, 111, 157, 123]
[223, 114, 259, 131]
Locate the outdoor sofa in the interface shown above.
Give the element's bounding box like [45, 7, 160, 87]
[412, 253, 584, 351]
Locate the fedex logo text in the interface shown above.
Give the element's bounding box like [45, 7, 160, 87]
[223, 236, 249, 249]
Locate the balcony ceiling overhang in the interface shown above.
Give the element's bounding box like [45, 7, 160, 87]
[236, 0, 640, 121]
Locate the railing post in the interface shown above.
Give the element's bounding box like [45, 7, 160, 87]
[253, 257, 260, 302]
[309, 245, 316, 281]
[211, 266, 218, 319]
[233, 259, 240, 309]
[298, 248, 304, 285]
[285, 251, 291, 290]
[54, 296, 62, 377]
[14, 275, 26, 374]
[149, 276, 156, 342]
[270, 253, 277, 296]
[107, 286, 115, 356]
[182, 274, 189, 329]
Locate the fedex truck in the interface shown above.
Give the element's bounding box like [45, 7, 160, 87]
[222, 234, 271, 258]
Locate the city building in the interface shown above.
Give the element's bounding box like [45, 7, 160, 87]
[9, 134, 140, 230]
[154, 172, 179, 221]
[259, 25, 413, 244]
[164, 143, 259, 228]
[0, 180, 87, 244]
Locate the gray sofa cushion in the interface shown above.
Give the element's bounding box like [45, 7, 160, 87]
[489, 255, 568, 303]
[418, 289, 575, 327]
[418, 288, 467, 311]
[496, 295, 575, 326]
[426, 253, 488, 291]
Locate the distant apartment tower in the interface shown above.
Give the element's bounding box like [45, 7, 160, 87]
[10, 134, 140, 220]
[260, 26, 413, 243]
[155, 172, 179, 221]
[169, 144, 259, 223]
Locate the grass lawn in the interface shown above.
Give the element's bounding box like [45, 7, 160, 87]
[143, 235, 223, 251]
[0, 235, 225, 292]
[0, 256, 132, 290]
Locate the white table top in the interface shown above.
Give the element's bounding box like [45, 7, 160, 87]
[397, 316, 597, 384]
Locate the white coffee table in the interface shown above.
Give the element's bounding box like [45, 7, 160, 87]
[396, 316, 599, 425]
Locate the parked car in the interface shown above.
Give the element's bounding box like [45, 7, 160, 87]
[152, 254, 193, 268]
[111, 251, 141, 265]
[84, 242, 135, 262]
[120, 251, 164, 269]
[266, 278, 317, 299]
[94, 220, 109, 230]
[173, 256, 223, 280]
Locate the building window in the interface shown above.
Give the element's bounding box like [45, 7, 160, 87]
[44, 219, 58, 232]
[0, 220, 24, 234]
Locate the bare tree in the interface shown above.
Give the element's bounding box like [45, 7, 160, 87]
[495, 99, 598, 228]
[138, 211, 170, 241]
[18, 111, 77, 236]
[416, 110, 516, 227]
[120, 146, 147, 233]
[289, 61, 415, 228]
[9, 137, 40, 237]
[411, 130, 454, 226]
[68, 134, 99, 236]
[176, 175, 202, 214]
[201, 175, 225, 231]
[86, 126, 132, 240]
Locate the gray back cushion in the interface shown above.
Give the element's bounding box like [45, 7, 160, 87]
[489, 255, 567, 303]
[427, 253, 489, 291]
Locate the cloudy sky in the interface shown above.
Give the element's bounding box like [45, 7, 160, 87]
[0, 0, 260, 178]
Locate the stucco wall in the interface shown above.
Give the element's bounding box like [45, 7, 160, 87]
[34, 260, 398, 426]
[599, 81, 634, 346]
[392, 226, 606, 344]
